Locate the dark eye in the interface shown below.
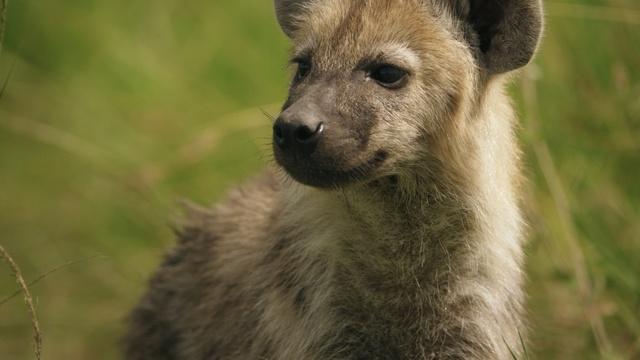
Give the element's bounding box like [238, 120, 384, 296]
[369, 65, 408, 88]
[294, 60, 312, 82]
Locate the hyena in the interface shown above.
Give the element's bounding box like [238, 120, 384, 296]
[124, 0, 543, 359]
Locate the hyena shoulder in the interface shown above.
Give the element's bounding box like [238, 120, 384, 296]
[124, 171, 284, 359]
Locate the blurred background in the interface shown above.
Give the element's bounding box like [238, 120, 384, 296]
[0, 0, 638, 358]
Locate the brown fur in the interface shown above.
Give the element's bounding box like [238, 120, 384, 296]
[124, 0, 543, 359]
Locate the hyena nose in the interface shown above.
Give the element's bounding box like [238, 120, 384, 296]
[273, 117, 324, 153]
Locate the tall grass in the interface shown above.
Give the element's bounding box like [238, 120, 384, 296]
[0, 245, 41, 360]
[0, 0, 638, 359]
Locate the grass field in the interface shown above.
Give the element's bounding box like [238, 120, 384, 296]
[0, 0, 638, 359]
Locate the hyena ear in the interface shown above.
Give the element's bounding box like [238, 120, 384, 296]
[454, 0, 543, 74]
[274, 0, 312, 37]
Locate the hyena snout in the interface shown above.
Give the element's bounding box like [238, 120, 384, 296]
[272, 95, 385, 189]
[273, 110, 324, 155]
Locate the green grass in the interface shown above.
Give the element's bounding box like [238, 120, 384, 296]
[0, 0, 639, 358]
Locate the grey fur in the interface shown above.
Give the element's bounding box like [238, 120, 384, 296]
[124, 0, 543, 359]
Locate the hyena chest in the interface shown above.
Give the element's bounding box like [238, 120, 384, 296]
[318, 267, 433, 359]
[271, 256, 431, 359]
[261, 216, 434, 359]
[267, 278, 426, 360]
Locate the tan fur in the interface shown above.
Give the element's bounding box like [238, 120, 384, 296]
[124, 0, 542, 359]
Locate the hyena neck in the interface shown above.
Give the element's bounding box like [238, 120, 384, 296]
[328, 81, 523, 271]
[284, 82, 525, 358]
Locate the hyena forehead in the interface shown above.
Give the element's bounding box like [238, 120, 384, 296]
[290, 0, 443, 68]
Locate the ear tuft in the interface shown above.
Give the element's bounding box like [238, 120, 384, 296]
[274, 0, 311, 38]
[463, 0, 544, 74]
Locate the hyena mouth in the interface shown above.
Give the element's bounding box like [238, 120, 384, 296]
[280, 149, 388, 188]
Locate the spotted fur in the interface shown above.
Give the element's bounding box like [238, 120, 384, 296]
[124, 1, 543, 359]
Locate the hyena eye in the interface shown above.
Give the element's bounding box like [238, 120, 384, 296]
[370, 65, 408, 89]
[294, 60, 312, 82]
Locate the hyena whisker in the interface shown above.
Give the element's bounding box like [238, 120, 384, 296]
[260, 108, 277, 123]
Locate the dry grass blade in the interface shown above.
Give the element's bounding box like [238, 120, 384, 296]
[0, 61, 12, 99]
[0, 114, 114, 164]
[0, 245, 42, 360]
[0, 0, 8, 100]
[0, 255, 106, 307]
[0, 0, 7, 55]
[139, 103, 281, 187]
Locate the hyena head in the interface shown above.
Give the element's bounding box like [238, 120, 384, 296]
[272, 0, 542, 188]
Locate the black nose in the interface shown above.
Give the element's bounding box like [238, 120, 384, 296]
[273, 118, 324, 153]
